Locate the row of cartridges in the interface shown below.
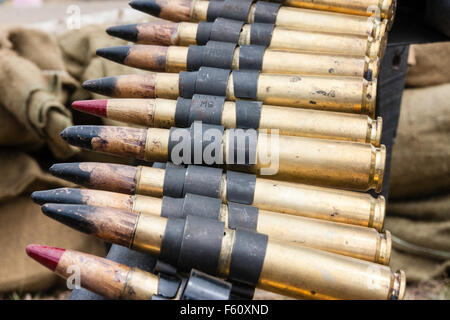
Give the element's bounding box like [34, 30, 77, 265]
[26, 0, 406, 300]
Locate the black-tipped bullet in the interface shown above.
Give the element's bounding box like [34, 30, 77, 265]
[60, 126, 147, 159]
[129, 0, 162, 16]
[60, 126, 102, 150]
[82, 78, 116, 97]
[81, 74, 157, 98]
[41, 203, 99, 235]
[106, 24, 139, 42]
[49, 162, 139, 195]
[31, 188, 84, 206]
[41, 204, 137, 247]
[96, 46, 130, 65]
[49, 163, 92, 186]
[96, 45, 168, 72]
[129, 0, 192, 22]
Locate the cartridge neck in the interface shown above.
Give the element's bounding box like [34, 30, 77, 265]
[132, 213, 168, 256]
[132, 194, 163, 216]
[136, 166, 165, 197]
[191, 0, 209, 21]
[178, 22, 199, 46]
[122, 268, 159, 300]
[144, 128, 170, 162]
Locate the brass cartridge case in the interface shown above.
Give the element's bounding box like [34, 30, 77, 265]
[255, 104, 382, 145]
[123, 268, 160, 300]
[281, 0, 396, 23]
[174, 22, 384, 59]
[257, 6, 387, 39]
[227, 73, 377, 116]
[105, 98, 381, 145]
[131, 215, 405, 300]
[238, 24, 383, 59]
[132, 211, 167, 256]
[250, 178, 386, 230]
[257, 238, 405, 300]
[223, 131, 385, 192]
[140, 127, 385, 191]
[255, 209, 391, 265]
[250, 50, 379, 79]
[164, 45, 379, 78]
[135, 165, 386, 230]
[191, 1, 387, 39]
[131, 194, 390, 264]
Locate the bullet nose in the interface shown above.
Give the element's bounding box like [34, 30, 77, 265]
[60, 126, 102, 149]
[40, 204, 98, 235]
[31, 188, 84, 206]
[72, 100, 108, 118]
[26, 244, 65, 271]
[31, 191, 51, 205]
[129, 0, 162, 17]
[106, 24, 139, 42]
[96, 46, 130, 65]
[49, 163, 91, 186]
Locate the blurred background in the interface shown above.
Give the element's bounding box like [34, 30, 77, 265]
[0, 0, 448, 300]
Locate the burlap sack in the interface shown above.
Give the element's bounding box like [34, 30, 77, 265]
[0, 151, 106, 293]
[387, 83, 450, 283]
[406, 42, 450, 88]
[0, 27, 79, 159]
[389, 83, 450, 200]
[58, 25, 147, 103]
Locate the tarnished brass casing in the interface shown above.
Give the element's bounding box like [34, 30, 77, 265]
[122, 268, 159, 300]
[191, 1, 387, 39]
[165, 45, 379, 78]
[132, 195, 163, 216]
[227, 73, 377, 116]
[134, 166, 386, 230]
[282, 0, 396, 23]
[254, 209, 391, 264]
[130, 214, 404, 299]
[238, 25, 384, 60]
[256, 238, 405, 300]
[144, 128, 170, 162]
[136, 166, 165, 197]
[222, 131, 386, 192]
[249, 178, 386, 230]
[132, 212, 167, 255]
[176, 22, 385, 59]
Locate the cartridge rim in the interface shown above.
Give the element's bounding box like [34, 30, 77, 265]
[372, 116, 383, 147]
[386, 0, 397, 31]
[374, 145, 386, 193]
[362, 79, 377, 118]
[371, 195, 386, 231]
[372, 18, 387, 41]
[377, 230, 392, 265]
[367, 37, 381, 60]
[390, 270, 407, 300]
[379, 33, 388, 59]
[366, 56, 380, 81]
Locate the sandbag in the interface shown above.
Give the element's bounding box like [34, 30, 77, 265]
[0, 49, 78, 159]
[58, 25, 148, 102]
[0, 196, 106, 293]
[389, 83, 450, 199]
[406, 42, 450, 88]
[387, 82, 450, 283]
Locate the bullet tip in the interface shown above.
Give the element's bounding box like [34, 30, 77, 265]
[58, 126, 101, 150]
[106, 24, 139, 42]
[72, 100, 108, 118]
[26, 244, 65, 272]
[82, 78, 116, 97]
[129, 0, 162, 17]
[96, 46, 130, 65]
[31, 191, 45, 205]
